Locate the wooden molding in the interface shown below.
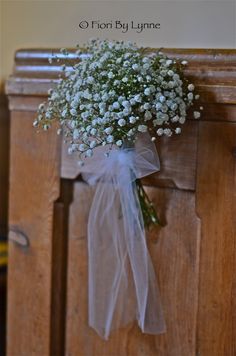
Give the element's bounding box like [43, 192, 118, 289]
[5, 48, 236, 105]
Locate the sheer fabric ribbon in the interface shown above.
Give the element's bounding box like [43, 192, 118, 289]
[80, 134, 166, 339]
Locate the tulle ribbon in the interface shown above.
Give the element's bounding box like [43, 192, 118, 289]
[80, 134, 166, 339]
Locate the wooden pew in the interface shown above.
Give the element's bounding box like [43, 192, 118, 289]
[6, 48, 236, 356]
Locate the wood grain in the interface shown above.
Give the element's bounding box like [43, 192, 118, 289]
[0, 94, 9, 238]
[7, 111, 60, 356]
[196, 121, 236, 356]
[65, 182, 200, 356]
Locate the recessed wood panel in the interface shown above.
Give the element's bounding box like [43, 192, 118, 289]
[65, 182, 200, 356]
[196, 121, 236, 355]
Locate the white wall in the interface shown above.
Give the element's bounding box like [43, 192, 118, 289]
[0, 0, 235, 89]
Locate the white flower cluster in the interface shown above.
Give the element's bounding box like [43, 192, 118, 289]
[34, 39, 201, 161]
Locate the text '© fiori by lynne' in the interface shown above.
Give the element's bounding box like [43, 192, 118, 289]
[78, 20, 161, 33]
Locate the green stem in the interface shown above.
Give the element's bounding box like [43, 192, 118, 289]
[136, 179, 161, 229]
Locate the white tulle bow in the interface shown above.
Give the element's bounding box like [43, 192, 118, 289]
[80, 134, 166, 339]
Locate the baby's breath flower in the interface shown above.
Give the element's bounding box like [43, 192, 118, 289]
[175, 127, 181, 134]
[188, 84, 195, 91]
[129, 116, 136, 124]
[118, 119, 126, 127]
[86, 149, 93, 157]
[34, 39, 201, 163]
[156, 128, 164, 136]
[79, 144, 86, 152]
[138, 125, 148, 133]
[193, 111, 201, 119]
[107, 135, 114, 143]
[116, 140, 123, 147]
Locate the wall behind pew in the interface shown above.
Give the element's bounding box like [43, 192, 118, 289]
[0, 0, 235, 91]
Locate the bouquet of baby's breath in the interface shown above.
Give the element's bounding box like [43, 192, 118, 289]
[34, 39, 201, 227]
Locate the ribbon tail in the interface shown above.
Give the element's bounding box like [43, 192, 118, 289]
[87, 177, 137, 339]
[120, 172, 166, 335]
[87, 161, 166, 339]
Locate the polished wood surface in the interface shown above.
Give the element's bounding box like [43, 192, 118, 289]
[5, 49, 236, 356]
[0, 94, 9, 239]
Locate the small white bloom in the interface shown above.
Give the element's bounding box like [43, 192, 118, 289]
[127, 129, 134, 136]
[79, 144, 86, 152]
[87, 76, 94, 84]
[159, 95, 166, 103]
[90, 128, 97, 136]
[188, 84, 195, 91]
[73, 129, 80, 140]
[143, 63, 150, 70]
[129, 98, 136, 106]
[156, 102, 162, 110]
[164, 128, 172, 137]
[116, 140, 123, 147]
[113, 102, 120, 109]
[144, 88, 151, 96]
[187, 93, 194, 100]
[151, 137, 156, 142]
[156, 128, 164, 136]
[134, 94, 142, 103]
[175, 127, 181, 134]
[108, 72, 114, 79]
[86, 149, 93, 157]
[144, 111, 152, 120]
[143, 103, 150, 110]
[138, 125, 148, 133]
[168, 70, 174, 76]
[181, 60, 188, 65]
[132, 63, 139, 70]
[118, 96, 126, 103]
[105, 127, 113, 134]
[179, 117, 186, 124]
[129, 116, 136, 124]
[193, 111, 201, 119]
[123, 108, 130, 116]
[122, 100, 130, 108]
[171, 115, 180, 122]
[90, 141, 97, 149]
[107, 135, 114, 143]
[70, 109, 77, 116]
[118, 119, 126, 126]
[171, 103, 178, 111]
[168, 81, 175, 89]
[117, 112, 124, 119]
[94, 93, 100, 101]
